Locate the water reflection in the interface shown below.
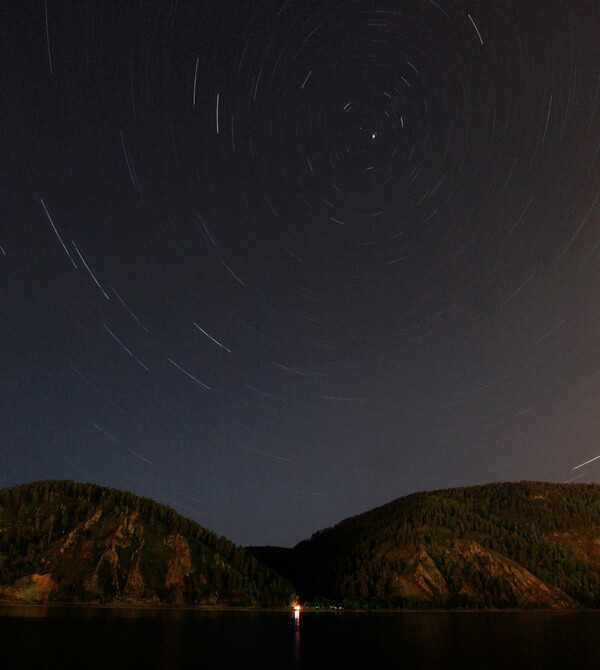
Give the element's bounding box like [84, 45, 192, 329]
[0, 604, 53, 618]
[3, 607, 600, 669]
[293, 606, 301, 666]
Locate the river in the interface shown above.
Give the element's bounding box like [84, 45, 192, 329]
[1, 605, 598, 669]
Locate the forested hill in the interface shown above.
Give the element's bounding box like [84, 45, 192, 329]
[6, 479, 600, 610]
[0, 480, 294, 606]
[249, 481, 600, 609]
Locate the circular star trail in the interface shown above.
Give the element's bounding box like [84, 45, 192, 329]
[2, 0, 600, 545]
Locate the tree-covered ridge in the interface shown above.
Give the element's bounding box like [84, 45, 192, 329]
[263, 482, 600, 609]
[0, 480, 295, 606]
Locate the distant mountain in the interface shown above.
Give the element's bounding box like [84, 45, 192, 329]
[0, 480, 295, 606]
[248, 482, 600, 609]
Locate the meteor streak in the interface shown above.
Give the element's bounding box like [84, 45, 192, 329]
[572, 454, 600, 470]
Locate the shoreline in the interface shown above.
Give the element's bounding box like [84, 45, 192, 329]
[0, 600, 597, 614]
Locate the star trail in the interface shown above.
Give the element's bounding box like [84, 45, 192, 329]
[2, 0, 600, 545]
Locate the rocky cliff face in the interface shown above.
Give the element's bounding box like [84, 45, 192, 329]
[0, 506, 200, 604]
[390, 547, 450, 601]
[373, 540, 577, 608]
[163, 533, 194, 605]
[0, 572, 58, 601]
[445, 540, 576, 608]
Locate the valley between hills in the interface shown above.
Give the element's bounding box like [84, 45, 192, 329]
[2, 480, 600, 609]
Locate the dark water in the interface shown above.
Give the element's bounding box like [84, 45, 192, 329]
[1, 605, 599, 669]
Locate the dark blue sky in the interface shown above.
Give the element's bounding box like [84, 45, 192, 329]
[2, 0, 600, 546]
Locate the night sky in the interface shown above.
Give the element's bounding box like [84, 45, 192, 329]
[3, 1, 600, 546]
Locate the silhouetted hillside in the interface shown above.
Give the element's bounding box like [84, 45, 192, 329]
[249, 481, 600, 609]
[0, 480, 295, 606]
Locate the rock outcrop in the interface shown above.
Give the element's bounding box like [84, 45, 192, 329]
[445, 540, 577, 608]
[391, 547, 450, 601]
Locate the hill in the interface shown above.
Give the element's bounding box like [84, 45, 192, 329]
[248, 481, 600, 609]
[0, 480, 295, 606]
